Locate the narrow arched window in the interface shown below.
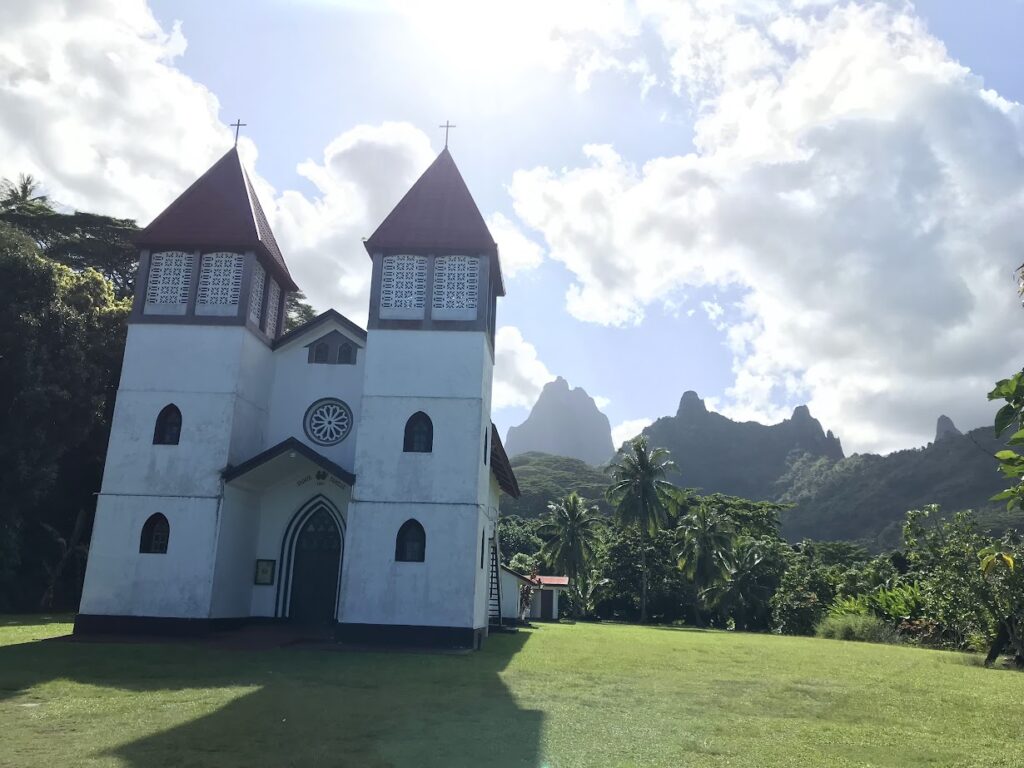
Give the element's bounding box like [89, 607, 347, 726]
[338, 343, 354, 364]
[403, 412, 433, 453]
[313, 342, 328, 363]
[140, 513, 170, 554]
[153, 405, 182, 445]
[395, 519, 426, 562]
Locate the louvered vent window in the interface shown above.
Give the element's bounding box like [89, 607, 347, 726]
[144, 251, 194, 315]
[248, 261, 266, 325]
[265, 279, 282, 338]
[379, 255, 427, 319]
[432, 255, 479, 320]
[196, 252, 244, 316]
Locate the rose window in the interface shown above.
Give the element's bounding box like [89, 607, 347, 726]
[303, 399, 353, 446]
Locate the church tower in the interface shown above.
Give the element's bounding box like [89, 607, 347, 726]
[77, 148, 295, 628]
[337, 148, 508, 647]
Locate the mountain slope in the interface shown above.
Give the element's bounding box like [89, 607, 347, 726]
[777, 423, 1009, 548]
[500, 452, 612, 519]
[636, 391, 844, 500]
[505, 377, 614, 465]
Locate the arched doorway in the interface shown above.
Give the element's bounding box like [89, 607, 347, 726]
[288, 507, 342, 625]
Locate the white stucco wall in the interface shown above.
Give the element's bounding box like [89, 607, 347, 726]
[266, 321, 365, 472]
[499, 568, 529, 622]
[342, 328, 496, 632]
[80, 495, 220, 618]
[339, 501, 478, 627]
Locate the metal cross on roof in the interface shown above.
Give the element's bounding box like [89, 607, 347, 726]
[439, 120, 456, 147]
[231, 119, 247, 146]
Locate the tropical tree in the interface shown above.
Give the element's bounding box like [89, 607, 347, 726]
[674, 499, 735, 623]
[0, 174, 51, 213]
[538, 492, 603, 617]
[703, 537, 785, 631]
[606, 436, 678, 623]
[0, 222, 129, 607]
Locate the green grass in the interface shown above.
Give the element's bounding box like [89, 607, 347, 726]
[1, 616, 1021, 767]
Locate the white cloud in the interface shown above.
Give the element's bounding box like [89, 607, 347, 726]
[701, 300, 724, 322]
[612, 417, 654, 447]
[486, 213, 544, 278]
[0, 1, 234, 221]
[508, 1, 1024, 453]
[492, 326, 556, 410]
[273, 123, 436, 322]
[593, 395, 612, 410]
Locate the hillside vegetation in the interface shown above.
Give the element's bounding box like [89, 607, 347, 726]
[504, 405, 1018, 548]
[501, 452, 612, 518]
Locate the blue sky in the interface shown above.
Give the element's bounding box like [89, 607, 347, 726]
[4, 1, 1024, 454]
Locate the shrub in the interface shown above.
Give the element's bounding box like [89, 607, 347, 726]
[815, 614, 900, 644]
[828, 595, 870, 618]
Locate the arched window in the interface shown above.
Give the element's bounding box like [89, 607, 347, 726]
[403, 412, 433, 453]
[313, 342, 328, 363]
[395, 519, 426, 562]
[153, 404, 182, 445]
[338, 343, 354, 364]
[140, 513, 170, 554]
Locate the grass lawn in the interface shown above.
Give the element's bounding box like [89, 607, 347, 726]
[1, 617, 1021, 767]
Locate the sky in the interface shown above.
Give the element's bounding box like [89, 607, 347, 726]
[2, 0, 1023, 454]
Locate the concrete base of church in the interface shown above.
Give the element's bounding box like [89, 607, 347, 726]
[336, 622, 487, 650]
[73, 614, 252, 637]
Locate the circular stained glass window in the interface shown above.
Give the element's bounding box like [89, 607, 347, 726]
[303, 398, 353, 446]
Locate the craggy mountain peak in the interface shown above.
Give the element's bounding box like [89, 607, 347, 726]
[504, 377, 614, 466]
[935, 415, 963, 442]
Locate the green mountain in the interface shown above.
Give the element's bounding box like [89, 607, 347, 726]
[502, 452, 612, 518]
[504, 391, 1018, 547]
[777, 424, 1010, 549]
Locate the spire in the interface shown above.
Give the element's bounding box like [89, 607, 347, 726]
[364, 148, 500, 289]
[136, 147, 296, 291]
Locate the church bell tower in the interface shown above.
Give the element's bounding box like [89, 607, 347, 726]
[337, 147, 506, 647]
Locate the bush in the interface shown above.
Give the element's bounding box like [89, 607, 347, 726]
[815, 614, 900, 644]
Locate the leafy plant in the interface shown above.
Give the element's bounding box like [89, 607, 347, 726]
[815, 614, 900, 644]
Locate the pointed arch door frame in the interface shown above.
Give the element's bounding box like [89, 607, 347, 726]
[274, 494, 346, 619]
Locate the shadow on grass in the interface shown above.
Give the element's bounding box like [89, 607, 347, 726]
[0, 629, 542, 767]
[0, 613, 74, 627]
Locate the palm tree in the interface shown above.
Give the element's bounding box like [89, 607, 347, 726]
[607, 436, 678, 623]
[703, 537, 773, 630]
[674, 499, 735, 624]
[538, 492, 603, 617]
[0, 173, 51, 213]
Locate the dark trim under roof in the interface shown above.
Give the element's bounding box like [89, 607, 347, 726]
[272, 309, 367, 350]
[490, 423, 520, 498]
[223, 437, 356, 486]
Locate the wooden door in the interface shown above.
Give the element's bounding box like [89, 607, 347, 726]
[540, 589, 554, 621]
[289, 508, 341, 625]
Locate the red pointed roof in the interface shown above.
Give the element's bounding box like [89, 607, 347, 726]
[365, 147, 498, 258]
[137, 147, 296, 291]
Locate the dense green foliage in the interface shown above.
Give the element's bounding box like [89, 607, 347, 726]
[502, 452, 612, 518]
[815, 614, 899, 644]
[0, 223, 129, 608]
[778, 430, 1011, 547]
[5, 618, 1023, 767]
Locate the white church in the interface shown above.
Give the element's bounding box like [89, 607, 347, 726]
[74, 144, 524, 649]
